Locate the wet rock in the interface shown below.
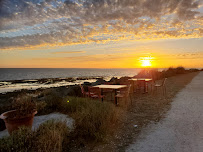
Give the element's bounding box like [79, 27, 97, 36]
[109, 77, 119, 84]
[83, 82, 91, 86]
[91, 78, 106, 86]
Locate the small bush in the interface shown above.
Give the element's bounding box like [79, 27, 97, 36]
[11, 95, 36, 117]
[41, 95, 119, 143]
[64, 97, 119, 143]
[73, 101, 118, 141]
[189, 68, 199, 72]
[38, 91, 67, 114]
[35, 101, 47, 115]
[33, 120, 69, 152]
[0, 127, 34, 152]
[176, 66, 186, 74]
[161, 67, 189, 78]
[0, 121, 69, 152]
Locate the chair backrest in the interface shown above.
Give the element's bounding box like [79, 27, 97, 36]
[162, 78, 167, 86]
[79, 84, 85, 94]
[104, 82, 112, 85]
[120, 85, 131, 97]
[88, 86, 101, 96]
[126, 84, 131, 97]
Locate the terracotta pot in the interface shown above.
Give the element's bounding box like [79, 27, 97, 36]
[0, 110, 37, 134]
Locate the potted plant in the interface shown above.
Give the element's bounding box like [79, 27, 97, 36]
[0, 95, 37, 134]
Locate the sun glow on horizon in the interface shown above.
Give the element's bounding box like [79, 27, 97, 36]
[139, 57, 154, 67]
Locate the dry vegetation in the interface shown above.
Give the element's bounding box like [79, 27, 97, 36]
[0, 120, 69, 152]
[92, 71, 199, 151]
[0, 67, 200, 152]
[0, 96, 119, 152]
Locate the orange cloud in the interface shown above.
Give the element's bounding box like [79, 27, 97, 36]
[52, 51, 86, 54]
[0, 0, 202, 50]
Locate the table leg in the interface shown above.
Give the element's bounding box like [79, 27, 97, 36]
[101, 88, 103, 102]
[145, 81, 149, 93]
[133, 81, 135, 93]
[143, 80, 146, 93]
[114, 89, 118, 105]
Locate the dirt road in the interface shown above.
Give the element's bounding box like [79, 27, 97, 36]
[126, 72, 203, 152]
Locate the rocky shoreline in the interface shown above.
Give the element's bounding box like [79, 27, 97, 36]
[0, 67, 201, 107]
[0, 75, 131, 131]
[0, 76, 107, 94]
[0, 76, 131, 102]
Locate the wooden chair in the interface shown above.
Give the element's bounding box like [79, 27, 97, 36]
[153, 78, 167, 96]
[129, 80, 138, 93]
[79, 84, 92, 97]
[102, 82, 114, 100]
[115, 85, 132, 104]
[88, 86, 104, 100]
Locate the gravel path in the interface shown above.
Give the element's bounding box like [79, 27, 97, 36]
[126, 72, 203, 152]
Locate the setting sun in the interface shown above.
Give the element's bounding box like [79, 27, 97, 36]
[142, 60, 151, 67]
[139, 57, 154, 67]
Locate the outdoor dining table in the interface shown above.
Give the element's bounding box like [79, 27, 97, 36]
[128, 78, 152, 93]
[93, 85, 127, 105]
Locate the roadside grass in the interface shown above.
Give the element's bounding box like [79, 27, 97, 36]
[34, 120, 69, 152]
[0, 120, 69, 152]
[0, 94, 119, 151]
[92, 72, 199, 151]
[70, 98, 118, 143]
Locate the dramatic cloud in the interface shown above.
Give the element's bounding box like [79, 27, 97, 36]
[0, 0, 202, 50]
[52, 51, 86, 54]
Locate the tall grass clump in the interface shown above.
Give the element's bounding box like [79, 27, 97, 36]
[0, 94, 119, 150]
[43, 95, 119, 143]
[36, 90, 67, 115]
[0, 120, 69, 152]
[36, 91, 119, 145]
[0, 127, 34, 152]
[33, 120, 69, 152]
[70, 98, 119, 142]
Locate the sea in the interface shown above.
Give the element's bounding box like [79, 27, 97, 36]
[0, 68, 161, 93]
[0, 68, 143, 81]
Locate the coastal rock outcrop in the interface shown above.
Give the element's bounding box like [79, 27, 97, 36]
[109, 77, 119, 84]
[91, 78, 106, 86]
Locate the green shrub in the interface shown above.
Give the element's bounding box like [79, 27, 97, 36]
[35, 101, 47, 115]
[1, 93, 119, 150]
[11, 95, 36, 117]
[39, 91, 66, 114]
[37, 94, 119, 143]
[0, 121, 69, 152]
[74, 101, 118, 141]
[0, 127, 34, 152]
[162, 67, 188, 78]
[176, 66, 186, 74]
[64, 97, 119, 143]
[33, 120, 69, 152]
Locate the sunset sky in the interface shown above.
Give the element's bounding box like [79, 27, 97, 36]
[0, 0, 203, 68]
